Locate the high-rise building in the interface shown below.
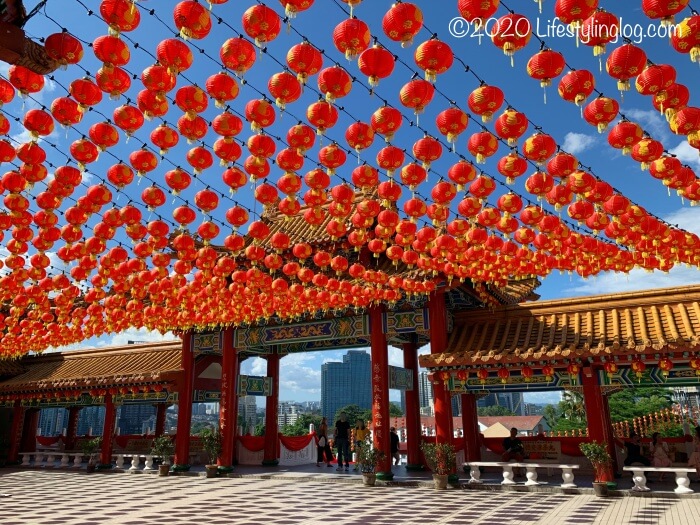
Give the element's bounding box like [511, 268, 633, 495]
[477, 392, 525, 415]
[418, 371, 434, 416]
[38, 408, 67, 436]
[116, 404, 157, 435]
[278, 401, 302, 427]
[238, 396, 257, 434]
[321, 350, 371, 421]
[76, 406, 106, 436]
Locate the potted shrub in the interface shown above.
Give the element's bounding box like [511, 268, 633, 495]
[200, 427, 221, 478]
[151, 436, 175, 476]
[580, 441, 613, 497]
[81, 437, 101, 473]
[355, 435, 385, 486]
[420, 441, 456, 490]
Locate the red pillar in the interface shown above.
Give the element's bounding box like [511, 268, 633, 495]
[65, 406, 81, 450]
[20, 409, 39, 453]
[582, 366, 615, 482]
[154, 404, 167, 437]
[263, 348, 280, 466]
[99, 394, 116, 468]
[600, 394, 620, 474]
[174, 331, 194, 470]
[461, 393, 481, 461]
[219, 327, 238, 472]
[428, 291, 453, 443]
[402, 340, 422, 470]
[370, 305, 393, 479]
[7, 400, 25, 464]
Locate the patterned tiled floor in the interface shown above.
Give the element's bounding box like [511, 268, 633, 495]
[1, 470, 699, 524]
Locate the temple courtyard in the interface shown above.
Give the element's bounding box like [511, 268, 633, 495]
[1, 467, 699, 524]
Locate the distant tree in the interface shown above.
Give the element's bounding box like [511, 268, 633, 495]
[254, 423, 265, 436]
[333, 404, 367, 426]
[559, 391, 585, 424]
[191, 421, 210, 435]
[608, 387, 674, 422]
[478, 405, 515, 417]
[542, 404, 559, 429]
[389, 402, 403, 417]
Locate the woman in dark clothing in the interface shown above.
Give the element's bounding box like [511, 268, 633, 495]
[624, 431, 651, 466]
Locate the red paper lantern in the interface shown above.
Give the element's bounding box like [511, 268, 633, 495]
[467, 84, 504, 122]
[280, 0, 314, 18]
[631, 359, 647, 381]
[522, 133, 556, 164]
[558, 69, 595, 106]
[100, 0, 141, 34]
[357, 45, 395, 87]
[494, 109, 529, 146]
[137, 89, 168, 119]
[156, 38, 193, 75]
[307, 101, 339, 136]
[173, 1, 211, 40]
[467, 131, 498, 164]
[436, 107, 468, 146]
[50, 97, 82, 127]
[526, 49, 565, 100]
[175, 85, 208, 118]
[581, 9, 619, 57]
[606, 43, 647, 92]
[141, 64, 175, 100]
[541, 365, 555, 381]
[220, 37, 256, 76]
[497, 367, 510, 384]
[658, 357, 674, 376]
[113, 104, 144, 136]
[631, 138, 664, 169]
[345, 122, 374, 155]
[671, 15, 700, 62]
[268, 72, 302, 111]
[458, 0, 499, 27]
[8, 65, 44, 96]
[287, 124, 316, 153]
[333, 18, 371, 60]
[412, 136, 442, 170]
[608, 120, 643, 155]
[491, 13, 532, 65]
[165, 168, 192, 195]
[582, 96, 620, 133]
[642, 0, 690, 26]
[521, 365, 534, 382]
[555, 0, 599, 28]
[652, 83, 689, 119]
[23, 109, 54, 139]
[399, 79, 435, 117]
[93, 35, 129, 68]
[382, 2, 423, 46]
[89, 122, 119, 151]
[286, 42, 322, 85]
[242, 5, 282, 47]
[476, 368, 489, 384]
[318, 66, 352, 103]
[178, 114, 208, 142]
[150, 124, 179, 154]
[635, 64, 676, 96]
[45, 32, 84, 66]
[414, 38, 453, 82]
[497, 153, 528, 184]
[371, 106, 403, 142]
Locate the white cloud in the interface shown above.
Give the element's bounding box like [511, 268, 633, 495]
[624, 108, 671, 141]
[523, 391, 561, 405]
[94, 328, 174, 347]
[669, 140, 700, 170]
[562, 132, 597, 154]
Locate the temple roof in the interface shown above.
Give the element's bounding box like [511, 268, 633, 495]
[0, 341, 182, 393]
[420, 285, 700, 370]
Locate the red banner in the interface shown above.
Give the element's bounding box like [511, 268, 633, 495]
[238, 435, 265, 452]
[279, 434, 314, 452]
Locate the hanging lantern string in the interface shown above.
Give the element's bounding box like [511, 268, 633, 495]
[39, 1, 689, 265]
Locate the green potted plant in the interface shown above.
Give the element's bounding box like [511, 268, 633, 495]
[151, 436, 175, 476]
[420, 441, 456, 490]
[580, 441, 613, 497]
[81, 437, 101, 473]
[355, 435, 386, 486]
[199, 427, 221, 478]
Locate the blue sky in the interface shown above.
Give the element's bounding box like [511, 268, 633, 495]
[7, 1, 700, 406]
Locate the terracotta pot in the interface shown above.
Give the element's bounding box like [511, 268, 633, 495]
[362, 473, 376, 486]
[205, 465, 218, 478]
[158, 464, 170, 476]
[433, 473, 449, 490]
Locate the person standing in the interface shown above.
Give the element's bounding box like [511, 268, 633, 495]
[316, 417, 333, 467]
[650, 432, 671, 482]
[353, 419, 369, 471]
[334, 412, 351, 472]
[688, 426, 700, 482]
[390, 427, 400, 465]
